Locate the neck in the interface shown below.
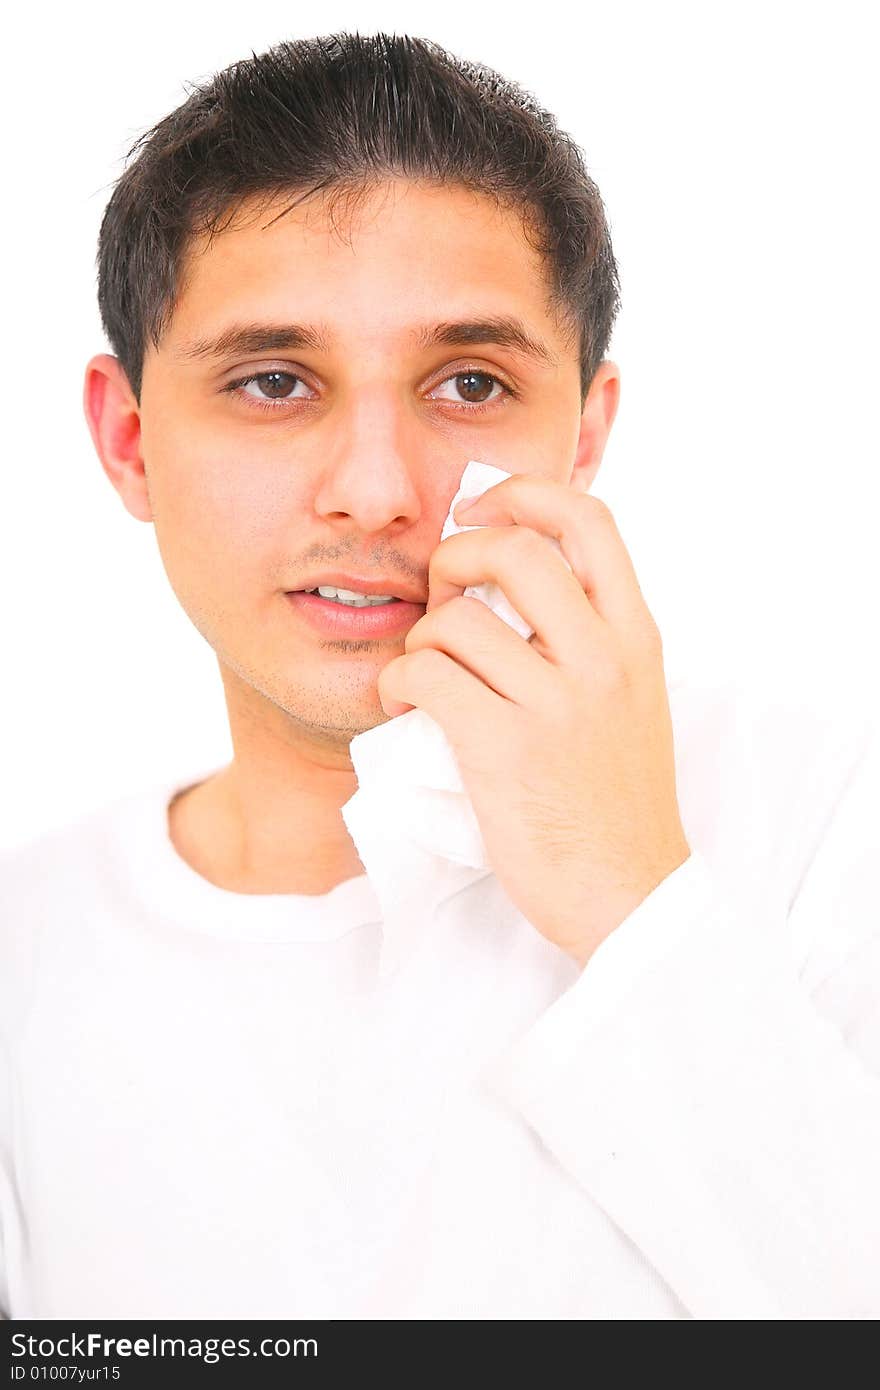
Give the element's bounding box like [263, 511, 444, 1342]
[167, 676, 377, 896]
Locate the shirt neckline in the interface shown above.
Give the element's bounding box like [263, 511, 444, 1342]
[117, 764, 383, 943]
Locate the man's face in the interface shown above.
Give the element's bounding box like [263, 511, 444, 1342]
[137, 179, 590, 751]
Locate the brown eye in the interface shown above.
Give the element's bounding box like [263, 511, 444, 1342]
[249, 371, 299, 399]
[431, 370, 509, 408]
[223, 370, 314, 411]
[455, 372, 496, 403]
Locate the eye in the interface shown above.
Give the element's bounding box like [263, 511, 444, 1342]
[223, 370, 313, 410]
[429, 369, 513, 409]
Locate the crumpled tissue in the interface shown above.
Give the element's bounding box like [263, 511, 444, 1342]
[340, 460, 572, 979]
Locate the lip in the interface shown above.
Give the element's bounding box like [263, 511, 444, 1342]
[285, 590, 425, 639]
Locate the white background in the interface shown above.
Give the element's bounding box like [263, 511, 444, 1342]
[2, 0, 877, 847]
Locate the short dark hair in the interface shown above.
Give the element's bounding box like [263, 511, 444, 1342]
[96, 31, 620, 405]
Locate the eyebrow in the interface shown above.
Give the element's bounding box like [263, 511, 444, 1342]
[172, 315, 561, 368]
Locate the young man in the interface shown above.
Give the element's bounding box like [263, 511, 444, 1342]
[1, 32, 878, 1320]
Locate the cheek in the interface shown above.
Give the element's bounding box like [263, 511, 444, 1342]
[150, 445, 298, 594]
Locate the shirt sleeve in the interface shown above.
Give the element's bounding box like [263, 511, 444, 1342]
[482, 702, 880, 1320]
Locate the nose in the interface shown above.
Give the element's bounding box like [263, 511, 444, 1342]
[311, 391, 424, 535]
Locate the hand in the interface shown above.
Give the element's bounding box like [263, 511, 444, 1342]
[376, 473, 692, 968]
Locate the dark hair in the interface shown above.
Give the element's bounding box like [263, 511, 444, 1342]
[96, 31, 620, 405]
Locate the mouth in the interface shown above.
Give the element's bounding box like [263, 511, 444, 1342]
[285, 589, 426, 639]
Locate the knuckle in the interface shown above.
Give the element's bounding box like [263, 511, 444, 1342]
[633, 605, 664, 658]
[455, 594, 489, 622]
[590, 647, 631, 693]
[580, 494, 615, 525]
[412, 646, 448, 684]
[513, 526, 548, 563]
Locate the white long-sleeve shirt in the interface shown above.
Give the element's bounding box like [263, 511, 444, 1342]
[1, 671, 878, 1319]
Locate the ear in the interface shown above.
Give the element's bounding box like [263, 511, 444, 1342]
[82, 354, 153, 522]
[569, 360, 621, 494]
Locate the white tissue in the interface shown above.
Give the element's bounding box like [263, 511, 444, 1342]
[340, 460, 572, 979]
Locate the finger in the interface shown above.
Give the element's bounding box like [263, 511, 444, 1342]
[428, 523, 596, 664]
[404, 595, 558, 708]
[452, 474, 652, 636]
[377, 644, 501, 743]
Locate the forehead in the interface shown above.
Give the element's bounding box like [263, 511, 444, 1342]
[167, 179, 573, 352]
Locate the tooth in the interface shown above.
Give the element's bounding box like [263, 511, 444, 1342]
[315, 585, 396, 602]
[335, 587, 393, 601]
[308, 585, 398, 607]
